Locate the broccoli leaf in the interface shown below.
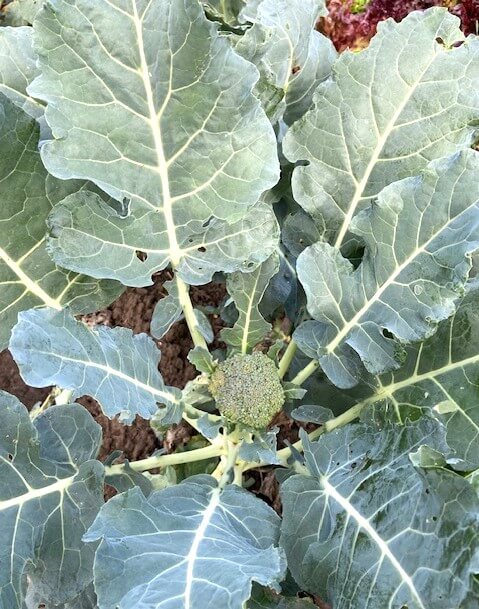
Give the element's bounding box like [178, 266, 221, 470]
[303, 287, 479, 470]
[150, 278, 182, 339]
[9, 308, 180, 423]
[222, 254, 279, 353]
[30, 0, 279, 286]
[47, 192, 279, 287]
[0, 96, 122, 350]
[84, 475, 286, 609]
[284, 9, 479, 247]
[281, 419, 479, 609]
[296, 151, 479, 388]
[235, 0, 335, 124]
[0, 391, 104, 609]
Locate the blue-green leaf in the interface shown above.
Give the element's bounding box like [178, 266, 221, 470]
[85, 475, 286, 609]
[10, 308, 180, 423]
[0, 391, 104, 609]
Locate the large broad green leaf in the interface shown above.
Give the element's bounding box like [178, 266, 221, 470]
[222, 253, 279, 353]
[0, 391, 104, 609]
[0, 27, 43, 121]
[283, 9, 479, 248]
[0, 95, 122, 350]
[9, 308, 181, 423]
[84, 475, 286, 609]
[47, 192, 279, 287]
[280, 419, 479, 609]
[29, 0, 279, 286]
[234, 0, 335, 124]
[316, 287, 479, 470]
[295, 151, 479, 388]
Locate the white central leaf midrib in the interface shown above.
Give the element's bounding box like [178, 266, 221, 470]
[37, 350, 179, 405]
[0, 474, 75, 512]
[241, 271, 262, 354]
[321, 476, 426, 609]
[373, 352, 479, 403]
[184, 487, 221, 609]
[334, 45, 440, 248]
[131, 0, 182, 267]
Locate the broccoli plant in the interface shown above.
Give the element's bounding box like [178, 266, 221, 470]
[1, 1, 479, 608]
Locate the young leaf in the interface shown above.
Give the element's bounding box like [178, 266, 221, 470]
[9, 308, 181, 423]
[296, 151, 479, 388]
[150, 278, 182, 339]
[222, 254, 279, 353]
[281, 420, 479, 609]
[30, 0, 279, 285]
[239, 427, 280, 465]
[0, 26, 43, 121]
[84, 475, 286, 609]
[0, 96, 122, 350]
[0, 391, 104, 608]
[284, 9, 479, 247]
[235, 0, 335, 124]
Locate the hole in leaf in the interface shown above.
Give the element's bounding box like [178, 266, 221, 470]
[135, 250, 148, 262]
[432, 516, 437, 522]
[382, 328, 394, 339]
[202, 217, 212, 228]
[435, 36, 445, 46]
[425, 488, 430, 494]
[197, 246, 206, 253]
[351, 462, 357, 469]
[292, 65, 301, 75]
[7, 453, 13, 461]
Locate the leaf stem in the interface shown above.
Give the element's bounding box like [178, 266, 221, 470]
[176, 275, 208, 350]
[278, 339, 297, 379]
[290, 358, 320, 386]
[105, 442, 224, 476]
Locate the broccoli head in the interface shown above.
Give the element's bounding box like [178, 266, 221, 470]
[209, 352, 285, 429]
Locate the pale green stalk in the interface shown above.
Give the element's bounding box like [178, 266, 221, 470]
[176, 275, 208, 350]
[105, 442, 224, 476]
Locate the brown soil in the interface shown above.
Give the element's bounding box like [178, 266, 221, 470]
[0, 272, 226, 463]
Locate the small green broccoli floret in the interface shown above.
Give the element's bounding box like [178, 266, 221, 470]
[209, 352, 285, 429]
